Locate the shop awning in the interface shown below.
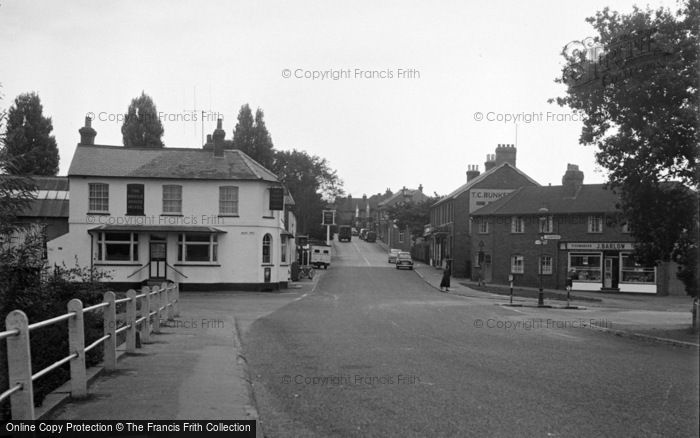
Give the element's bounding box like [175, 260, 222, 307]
[281, 231, 295, 238]
[88, 225, 227, 234]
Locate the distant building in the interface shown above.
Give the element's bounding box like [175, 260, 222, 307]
[0, 175, 69, 265]
[376, 185, 429, 252]
[334, 192, 391, 230]
[48, 118, 296, 291]
[426, 144, 538, 276]
[470, 164, 684, 295]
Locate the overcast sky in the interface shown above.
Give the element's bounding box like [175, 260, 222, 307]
[0, 0, 678, 198]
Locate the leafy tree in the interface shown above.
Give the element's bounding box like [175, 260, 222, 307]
[272, 149, 344, 240]
[551, 0, 699, 296]
[121, 91, 164, 148]
[386, 197, 439, 241]
[232, 104, 275, 169]
[0, 86, 37, 236]
[1, 92, 59, 175]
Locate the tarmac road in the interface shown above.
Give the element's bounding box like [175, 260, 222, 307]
[244, 239, 700, 437]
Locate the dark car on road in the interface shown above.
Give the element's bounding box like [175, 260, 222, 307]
[395, 252, 413, 270]
[365, 231, 377, 242]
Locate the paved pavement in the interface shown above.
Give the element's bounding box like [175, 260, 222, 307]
[45, 282, 316, 432]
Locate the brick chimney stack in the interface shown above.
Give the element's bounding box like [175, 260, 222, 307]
[495, 144, 516, 167]
[213, 118, 225, 157]
[79, 116, 96, 145]
[466, 164, 480, 182]
[562, 163, 584, 197]
[484, 154, 496, 172]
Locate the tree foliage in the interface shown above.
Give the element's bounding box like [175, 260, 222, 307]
[232, 104, 275, 169]
[386, 197, 439, 240]
[272, 149, 344, 239]
[121, 91, 164, 148]
[552, 0, 699, 295]
[0, 86, 37, 236]
[1, 92, 59, 175]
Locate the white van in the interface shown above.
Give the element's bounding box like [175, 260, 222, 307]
[311, 245, 331, 269]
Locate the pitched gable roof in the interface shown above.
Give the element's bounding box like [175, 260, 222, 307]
[378, 188, 428, 207]
[68, 145, 279, 182]
[470, 184, 620, 216]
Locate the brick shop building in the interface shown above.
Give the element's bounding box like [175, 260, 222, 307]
[470, 164, 684, 295]
[426, 144, 538, 277]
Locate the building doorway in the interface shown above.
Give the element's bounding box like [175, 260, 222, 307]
[149, 234, 167, 280]
[603, 256, 619, 289]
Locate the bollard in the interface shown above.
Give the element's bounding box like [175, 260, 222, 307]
[103, 291, 117, 371]
[141, 286, 151, 343]
[509, 281, 514, 305]
[5, 310, 35, 420]
[125, 290, 137, 353]
[67, 299, 87, 398]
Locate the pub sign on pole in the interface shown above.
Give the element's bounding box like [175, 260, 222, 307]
[322, 210, 335, 226]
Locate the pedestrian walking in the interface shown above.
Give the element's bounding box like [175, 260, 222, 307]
[440, 260, 451, 292]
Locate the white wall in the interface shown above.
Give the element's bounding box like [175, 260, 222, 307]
[48, 177, 292, 286]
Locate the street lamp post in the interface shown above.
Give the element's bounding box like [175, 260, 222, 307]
[537, 207, 549, 307]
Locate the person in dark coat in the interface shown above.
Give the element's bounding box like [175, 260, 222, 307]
[440, 261, 451, 292]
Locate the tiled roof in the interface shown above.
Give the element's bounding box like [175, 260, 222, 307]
[68, 145, 279, 182]
[378, 189, 428, 207]
[470, 184, 620, 216]
[433, 162, 539, 207]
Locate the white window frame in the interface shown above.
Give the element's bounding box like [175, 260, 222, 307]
[510, 255, 524, 274]
[219, 186, 239, 216]
[398, 231, 405, 243]
[511, 216, 525, 233]
[97, 232, 138, 262]
[280, 235, 288, 264]
[262, 233, 272, 264]
[88, 183, 109, 213]
[177, 233, 218, 263]
[588, 215, 603, 233]
[478, 219, 489, 234]
[539, 216, 554, 233]
[538, 255, 553, 275]
[162, 185, 182, 214]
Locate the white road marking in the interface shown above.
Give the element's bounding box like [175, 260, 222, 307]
[352, 240, 372, 266]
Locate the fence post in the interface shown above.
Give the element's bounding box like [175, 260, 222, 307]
[174, 283, 180, 317]
[5, 310, 34, 420]
[166, 283, 174, 321]
[152, 286, 161, 334]
[141, 286, 151, 342]
[103, 291, 116, 371]
[67, 299, 87, 398]
[161, 282, 170, 323]
[125, 290, 137, 353]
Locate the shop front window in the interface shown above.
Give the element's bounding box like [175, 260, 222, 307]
[620, 254, 655, 283]
[569, 253, 601, 282]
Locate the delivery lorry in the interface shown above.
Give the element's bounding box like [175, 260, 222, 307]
[310, 244, 331, 269]
[338, 225, 352, 242]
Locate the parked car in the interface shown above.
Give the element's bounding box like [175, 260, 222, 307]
[359, 228, 368, 240]
[388, 248, 401, 263]
[365, 231, 376, 242]
[351, 228, 359, 236]
[395, 252, 413, 270]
